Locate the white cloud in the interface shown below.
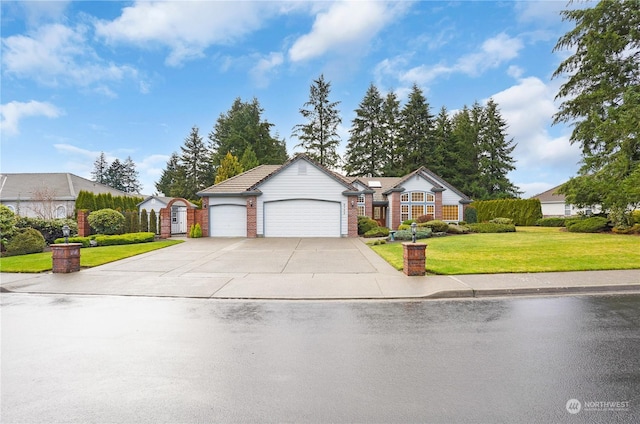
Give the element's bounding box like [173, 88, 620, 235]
[0, 100, 62, 136]
[95, 1, 277, 66]
[487, 76, 582, 197]
[377, 33, 524, 87]
[1, 23, 140, 93]
[250, 52, 284, 88]
[289, 1, 409, 62]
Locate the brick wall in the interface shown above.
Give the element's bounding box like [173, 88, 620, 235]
[348, 195, 358, 237]
[435, 191, 443, 220]
[76, 210, 91, 237]
[160, 207, 171, 239]
[390, 192, 401, 230]
[365, 193, 373, 217]
[247, 196, 257, 238]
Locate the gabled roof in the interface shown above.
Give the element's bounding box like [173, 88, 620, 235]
[251, 154, 357, 191]
[0, 173, 133, 201]
[353, 177, 402, 202]
[531, 184, 566, 203]
[137, 196, 197, 208]
[197, 165, 281, 195]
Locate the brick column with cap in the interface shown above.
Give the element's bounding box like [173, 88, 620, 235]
[402, 242, 427, 276]
[51, 243, 82, 273]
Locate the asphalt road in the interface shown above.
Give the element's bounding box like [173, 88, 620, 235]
[2, 293, 639, 423]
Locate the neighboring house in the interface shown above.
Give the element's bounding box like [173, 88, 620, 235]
[197, 155, 471, 238]
[0, 173, 134, 219]
[531, 184, 602, 217]
[137, 196, 197, 234]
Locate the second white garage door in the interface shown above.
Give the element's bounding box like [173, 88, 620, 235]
[210, 204, 246, 237]
[264, 200, 341, 237]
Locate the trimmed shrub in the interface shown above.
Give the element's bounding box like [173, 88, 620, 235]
[536, 217, 566, 227]
[612, 224, 640, 235]
[632, 210, 640, 224]
[0, 205, 17, 247]
[447, 224, 470, 234]
[468, 223, 516, 233]
[415, 214, 433, 223]
[420, 220, 449, 233]
[402, 219, 416, 226]
[567, 217, 608, 233]
[489, 217, 514, 225]
[149, 209, 158, 235]
[364, 227, 390, 238]
[464, 206, 478, 224]
[393, 228, 432, 240]
[189, 223, 203, 238]
[15, 217, 78, 245]
[94, 232, 155, 246]
[472, 199, 542, 226]
[87, 209, 125, 235]
[140, 209, 149, 232]
[4, 228, 46, 256]
[398, 224, 411, 231]
[357, 216, 378, 235]
[54, 236, 93, 248]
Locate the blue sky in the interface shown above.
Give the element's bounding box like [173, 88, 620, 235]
[1, 1, 588, 197]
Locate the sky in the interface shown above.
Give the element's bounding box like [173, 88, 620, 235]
[1, 0, 590, 198]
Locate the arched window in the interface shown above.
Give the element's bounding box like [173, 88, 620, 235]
[55, 205, 67, 218]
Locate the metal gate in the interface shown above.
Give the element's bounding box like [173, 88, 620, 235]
[171, 206, 187, 234]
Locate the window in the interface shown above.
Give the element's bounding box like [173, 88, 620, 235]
[358, 194, 365, 203]
[564, 204, 572, 216]
[411, 205, 424, 219]
[442, 205, 459, 221]
[411, 192, 424, 202]
[357, 205, 365, 216]
[55, 205, 66, 219]
[374, 207, 381, 220]
[426, 193, 435, 202]
[401, 193, 409, 202]
[401, 205, 409, 222]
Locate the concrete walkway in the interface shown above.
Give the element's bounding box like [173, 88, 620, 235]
[1, 237, 639, 299]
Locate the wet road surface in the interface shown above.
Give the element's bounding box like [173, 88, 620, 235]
[2, 294, 639, 423]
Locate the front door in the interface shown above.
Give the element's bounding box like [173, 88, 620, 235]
[171, 206, 187, 234]
[374, 206, 387, 227]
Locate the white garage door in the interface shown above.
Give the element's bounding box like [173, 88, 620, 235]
[264, 200, 341, 237]
[210, 205, 246, 237]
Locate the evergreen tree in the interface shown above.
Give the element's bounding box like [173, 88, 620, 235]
[292, 74, 342, 168]
[140, 209, 149, 232]
[91, 152, 109, 184]
[344, 83, 385, 176]
[209, 97, 287, 167]
[431, 106, 455, 179]
[215, 152, 244, 184]
[155, 152, 183, 197]
[121, 156, 142, 194]
[180, 126, 212, 198]
[477, 99, 520, 199]
[105, 159, 126, 192]
[149, 209, 158, 235]
[398, 84, 435, 174]
[381, 91, 403, 176]
[240, 146, 259, 171]
[450, 105, 482, 198]
[553, 0, 640, 226]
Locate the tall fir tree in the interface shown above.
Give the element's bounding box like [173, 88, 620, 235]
[91, 152, 109, 184]
[104, 159, 126, 192]
[292, 74, 342, 168]
[398, 84, 435, 174]
[155, 152, 186, 197]
[344, 83, 385, 176]
[431, 106, 455, 180]
[381, 91, 403, 176]
[450, 105, 482, 198]
[215, 152, 244, 184]
[209, 97, 287, 167]
[180, 125, 212, 199]
[121, 156, 142, 194]
[477, 99, 520, 199]
[240, 146, 259, 171]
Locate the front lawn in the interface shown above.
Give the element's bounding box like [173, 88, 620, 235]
[0, 240, 183, 273]
[370, 227, 640, 274]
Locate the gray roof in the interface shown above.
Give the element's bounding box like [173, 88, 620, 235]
[531, 184, 566, 203]
[137, 196, 197, 208]
[353, 177, 402, 202]
[198, 165, 281, 195]
[0, 173, 133, 201]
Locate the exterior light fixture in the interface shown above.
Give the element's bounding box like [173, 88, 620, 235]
[411, 222, 417, 243]
[62, 224, 70, 244]
[249, 199, 254, 207]
[351, 199, 355, 207]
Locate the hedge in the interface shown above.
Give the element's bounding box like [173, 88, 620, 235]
[472, 199, 542, 226]
[566, 217, 608, 233]
[393, 228, 432, 240]
[358, 216, 378, 235]
[364, 227, 390, 238]
[15, 217, 78, 245]
[536, 217, 566, 227]
[55, 232, 155, 247]
[4, 228, 47, 256]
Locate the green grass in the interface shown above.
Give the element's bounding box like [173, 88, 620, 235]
[0, 240, 183, 273]
[370, 227, 640, 275]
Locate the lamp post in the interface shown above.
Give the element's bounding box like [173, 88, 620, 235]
[62, 224, 70, 244]
[411, 221, 417, 243]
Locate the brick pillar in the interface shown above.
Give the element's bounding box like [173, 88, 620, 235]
[160, 207, 171, 239]
[403, 243, 426, 276]
[435, 191, 443, 220]
[186, 208, 195, 237]
[247, 196, 257, 238]
[365, 193, 373, 218]
[51, 243, 82, 273]
[77, 210, 91, 237]
[201, 198, 209, 237]
[390, 192, 401, 230]
[348, 195, 358, 237]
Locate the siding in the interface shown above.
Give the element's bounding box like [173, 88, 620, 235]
[255, 161, 349, 236]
